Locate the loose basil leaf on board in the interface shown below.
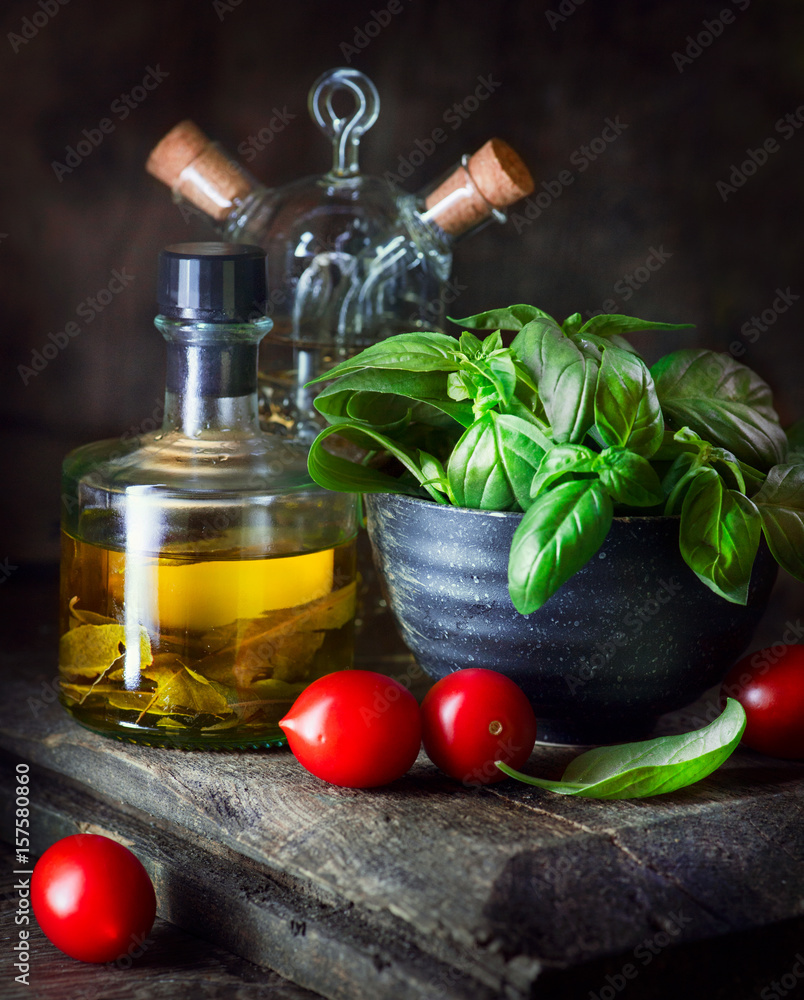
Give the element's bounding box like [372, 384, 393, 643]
[593, 345, 664, 457]
[449, 304, 558, 331]
[576, 314, 695, 340]
[511, 320, 599, 443]
[497, 699, 746, 799]
[447, 412, 548, 511]
[307, 331, 463, 383]
[508, 479, 613, 614]
[679, 467, 762, 603]
[651, 349, 787, 469]
[752, 463, 804, 582]
[594, 448, 663, 507]
[307, 424, 448, 503]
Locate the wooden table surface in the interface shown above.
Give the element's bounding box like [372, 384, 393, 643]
[2, 569, 804, 1000]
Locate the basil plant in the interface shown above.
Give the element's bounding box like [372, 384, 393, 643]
[306, 305, 804, 615]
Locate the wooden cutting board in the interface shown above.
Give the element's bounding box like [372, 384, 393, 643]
[2, 630, 804, 1000]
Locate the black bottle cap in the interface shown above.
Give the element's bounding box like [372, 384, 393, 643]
[157, 242, 267, 322]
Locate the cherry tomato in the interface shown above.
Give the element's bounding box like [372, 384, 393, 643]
[31, 834, 157, 964]
[279, 670, 421, 787]
[721, 644, 804, 759]
[421, 668, 538, 785]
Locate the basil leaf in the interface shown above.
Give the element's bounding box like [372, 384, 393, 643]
[508, 479, 613, 613]
[653, 424, 706, 461]
[501, 393, 551, 436]
[752, 463, 804, 582]
[307, 424, 447, 503]
[392, 420, 462, 464]
[709, 447, 746, 493]
[680, 467, 762, 603]
[416, 450, 450, 498]
[340, 391, 410, 436]
[594, 448, 663, 507]
[449, 304, 558, 331]
[485, 351, 518, 405]
[308, 331, 462, 383]
[661, 451, 700, 514]
[561, 312, 584, 336]
[608, 334, 642, 355]
[577, 313, 695, 339]
[447, 371, 472, 402]
[314, 368, 475, 429]
[458, 330, 484, 356]
[482, 330, 504, 355]
[594, 345, 664, 457]
[512, 319, 598, 443]
[457, 350, 518, 417]
[651, 349, 787, 469]
[498, 700, 746, 799]
[447, 412, 548, 511]
[786, 419, 804, 464]
[529, 444, 596, 499]
[511, 358, 539, 396]
[787, 419, 804, 449]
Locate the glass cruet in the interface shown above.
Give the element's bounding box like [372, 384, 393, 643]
[58, 242, 358, 749]
[146, 68, 534, 441]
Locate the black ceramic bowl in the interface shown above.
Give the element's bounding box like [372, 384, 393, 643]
[364, 493, 778, 744]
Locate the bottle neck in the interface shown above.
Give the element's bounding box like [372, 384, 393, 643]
[156, 316, 271, 438]
[417, 153, 508, 240]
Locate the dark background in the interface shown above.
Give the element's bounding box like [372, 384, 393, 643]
[1, 2, 804, 994]
[0, 0, 802, 562]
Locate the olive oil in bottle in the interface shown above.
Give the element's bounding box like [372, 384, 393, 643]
[58, 243, 357, 747]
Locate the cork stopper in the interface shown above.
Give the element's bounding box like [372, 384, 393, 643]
[146, 120, 253, 222]
[423, 138, 534, 237]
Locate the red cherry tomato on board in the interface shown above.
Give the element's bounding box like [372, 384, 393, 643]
[279, 670, 422, 788]
[721, 644, 804, 759]
[31, 834, 157, 964]
[421, 668, 538, 785]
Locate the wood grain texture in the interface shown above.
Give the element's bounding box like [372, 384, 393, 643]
[2, 649, 804, 1000]
[0, 837, 324, 1000]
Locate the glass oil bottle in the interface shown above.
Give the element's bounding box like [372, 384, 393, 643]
[146, 68, 534, 442]
[59, 243, 358, 748]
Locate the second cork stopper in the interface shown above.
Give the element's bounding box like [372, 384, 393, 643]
[423, 138, 535, 238]
[146, 120, 253, 222]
